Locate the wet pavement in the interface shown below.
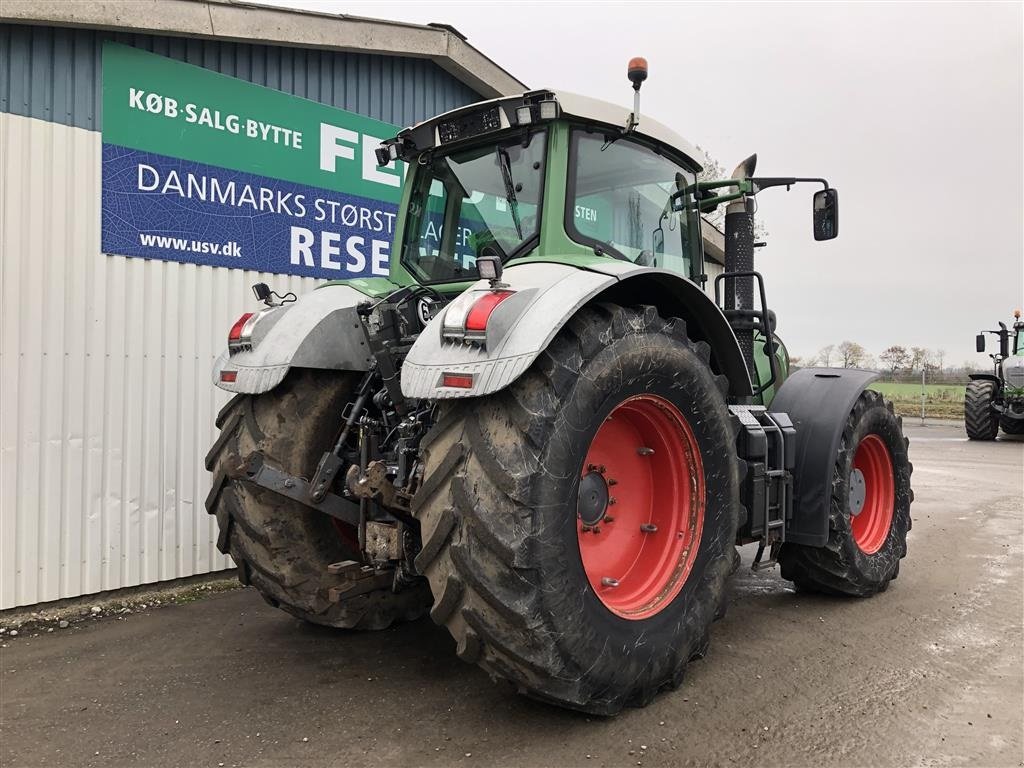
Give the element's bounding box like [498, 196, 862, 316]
[2, 423, 1022, 767]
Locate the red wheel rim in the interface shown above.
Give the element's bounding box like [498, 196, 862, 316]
[850, 434, 895, 554]
[577, 394, 705, 620]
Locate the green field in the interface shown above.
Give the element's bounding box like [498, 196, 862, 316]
[869, 381, 966, 419]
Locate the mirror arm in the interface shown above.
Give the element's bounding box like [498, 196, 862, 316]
[751, 176, 830, 193]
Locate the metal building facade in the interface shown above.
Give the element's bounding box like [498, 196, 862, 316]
[0, 15, 508, 610]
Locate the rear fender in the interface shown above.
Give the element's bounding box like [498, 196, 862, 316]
[214, 284, 374, 394]
[400, 261, 752, 399]
[769, 367, 880, 547]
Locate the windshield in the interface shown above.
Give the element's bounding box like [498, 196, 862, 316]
[400, 131, 546, 284]
[568, 131, 700, 278]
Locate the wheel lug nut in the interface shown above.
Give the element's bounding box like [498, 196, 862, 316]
[604, 516, 615, 523]
[601, 577, 620, 588]
[637, 447, 655, 456]
[607, 478, 618, 486]
[608, 497, 617, 506]
[640, 523, 658, 533]
[593, 526, 601, 534]
[581, 525, 593, 533]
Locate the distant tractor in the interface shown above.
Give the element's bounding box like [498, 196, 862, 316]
[206, 61, 913, 714]
[966, 310, 1024, 439]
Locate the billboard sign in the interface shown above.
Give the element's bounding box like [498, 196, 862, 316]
[101, 43, 405, 279]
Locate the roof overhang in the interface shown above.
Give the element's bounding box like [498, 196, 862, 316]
[0, 0, 526, 99]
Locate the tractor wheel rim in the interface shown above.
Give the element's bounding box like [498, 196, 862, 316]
[850, 433, 895, 554]
[577, 394, 705, 620]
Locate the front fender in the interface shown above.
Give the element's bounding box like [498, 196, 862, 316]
[968, 373, 1001, 385]
[400, 261, 751, 399]
[770, 367, 880, 546]
[214, 283, 374, 394]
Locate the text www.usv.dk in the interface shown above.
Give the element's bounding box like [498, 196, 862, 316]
[139, 233, 242, 256]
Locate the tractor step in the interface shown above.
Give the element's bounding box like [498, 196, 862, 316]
[731, 405, 795, 563]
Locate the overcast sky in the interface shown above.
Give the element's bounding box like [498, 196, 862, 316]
[273, 0, 1022, 364]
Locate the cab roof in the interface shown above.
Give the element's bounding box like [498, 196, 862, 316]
[395, 89, 706, 172]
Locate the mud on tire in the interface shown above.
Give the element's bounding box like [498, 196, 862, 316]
[205, 369, 431, 630]
[778, 390, 913, 597]
[412, 304, 742, 715]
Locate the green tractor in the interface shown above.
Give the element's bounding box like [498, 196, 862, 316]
[966, 310, 1024, 439]
[206, 61, 913, 714]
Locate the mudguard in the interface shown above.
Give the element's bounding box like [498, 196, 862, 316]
[968, 373, 1001, 385]
[214, 283, 374, 394]
[769, 367, 880, 547]
[400, 261, 752, 399]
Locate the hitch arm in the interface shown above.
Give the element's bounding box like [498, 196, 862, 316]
[230, 451, 362, 527]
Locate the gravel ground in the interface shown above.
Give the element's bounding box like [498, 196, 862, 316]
[1, 423, 1021, 767]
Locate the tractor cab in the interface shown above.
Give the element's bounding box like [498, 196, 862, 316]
[377, 88, 709, 291]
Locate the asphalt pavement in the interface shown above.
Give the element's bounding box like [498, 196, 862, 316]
[2, 423, 1022, 767]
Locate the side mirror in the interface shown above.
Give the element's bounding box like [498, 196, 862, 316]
[976, 334, 986, 353]
[813, 188, 839, 241]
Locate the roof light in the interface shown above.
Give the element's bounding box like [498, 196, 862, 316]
[441, 373, 474, 389]
[538, 99, 559, 120]
[465, 291, 514, 332]
[515, 105, 533, 125]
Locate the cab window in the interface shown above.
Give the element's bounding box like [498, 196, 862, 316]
[568, 131, 700, 279]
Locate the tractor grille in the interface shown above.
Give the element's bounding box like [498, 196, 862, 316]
[1004, 356, 1024, 389]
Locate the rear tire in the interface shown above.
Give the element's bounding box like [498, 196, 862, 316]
[205, 369, 432, 629]
[778, 390, 912, 596]
[413, 305, 741, 714]
[965, 381, 999, 440]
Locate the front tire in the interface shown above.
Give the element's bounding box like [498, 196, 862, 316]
[205, 369, 432, 629]
[779, 390, 912, 596]
[965, 380, 999, 440]
[999, 414, 1024, 435]
[413, 305, 741, 714]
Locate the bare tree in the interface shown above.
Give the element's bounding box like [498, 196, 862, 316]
[879, 345, 910, 377]
[909, 346, 928, 373]
[838, 340, 867, 368]
[935, 348, 946, 374]
[818, 344, 836, 367]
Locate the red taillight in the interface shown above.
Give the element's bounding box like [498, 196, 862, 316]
[228, 312, 254, 342]
[220, 370, 238, 383]
[464, 291, 514, 332]
[442, 373, 474, 388]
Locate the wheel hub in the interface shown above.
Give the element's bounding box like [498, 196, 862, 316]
[576, 394, 705, 621]
[850, 433, 895, 554]
[577, 470, 610, 527]
[849, 468, 866, 516]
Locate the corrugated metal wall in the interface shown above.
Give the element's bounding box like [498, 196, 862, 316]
[0, 24, 480, 131]
[0, 24, 483, 609]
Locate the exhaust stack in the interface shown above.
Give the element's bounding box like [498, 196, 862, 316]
[724, 154, 759, 379]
